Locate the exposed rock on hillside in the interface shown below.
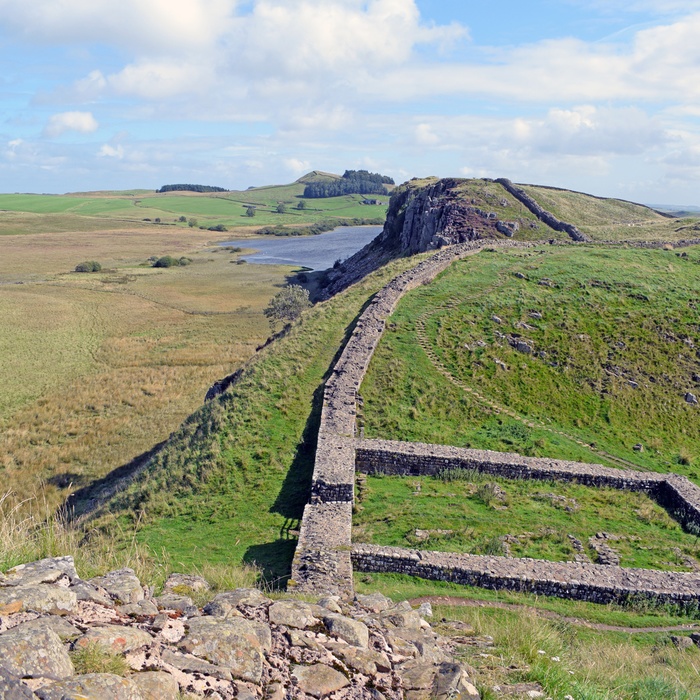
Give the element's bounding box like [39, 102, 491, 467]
[0, 556, 482, 699]
[319, 178, 531, 299]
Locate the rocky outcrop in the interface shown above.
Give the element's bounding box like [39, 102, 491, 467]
[319, 179, 539, 299]
[0, 557, 481, 700]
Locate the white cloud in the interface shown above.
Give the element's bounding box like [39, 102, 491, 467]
[43, 111, 99, 137]
[0, 0, 234, 53]
[97, 144, 124, 158]
[415, 123, 440, 146]
[284, 158, 311, 175]
[515, 106, 668, 156]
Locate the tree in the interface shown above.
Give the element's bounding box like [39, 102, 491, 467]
[179, 216, 187, 222]
[263, 285, 311, 330]
[297, 200, 307, 210]
[188, 218, 198, 228]
[246, 207, 256, 217]
[276, 203, 287, 214]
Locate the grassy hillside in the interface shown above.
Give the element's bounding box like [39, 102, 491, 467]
[520, 184, 694, 241]
[84, 254, 430, 582]
[360, 245, 700, 478]
[0, 172, 389, 234]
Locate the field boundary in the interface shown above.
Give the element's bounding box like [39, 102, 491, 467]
[291, 239, 700, 608]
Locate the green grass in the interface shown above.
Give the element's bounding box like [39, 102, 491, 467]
[360, 245, 700, 479]
[0, 188, 388, 231]
[353, 474, 700, 570]
[520, 184, 694, 241]
[88, 253, 432, 585]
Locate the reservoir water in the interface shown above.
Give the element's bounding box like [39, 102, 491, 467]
[220, 225, 382, 271]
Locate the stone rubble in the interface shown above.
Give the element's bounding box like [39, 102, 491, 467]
[0, 556, 482, 700]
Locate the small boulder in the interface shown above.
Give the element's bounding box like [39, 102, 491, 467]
[0, 585, 77, 616]
[160, 648, 232, 681]
[13, 616, 82, 642]
[269, 600, 320, 630]
[4, 557, 78, 586]
[671, 635, 694, 650]
[328, 644, 391, 675]
[381, 607, 423, 630]
[131, 671, 179, 700]
[685, 392, 698, 405]
[432, 662, 480, 700]
[203, 589, 269, 617]
[323, 613, 369, 648]
[163, 573, 210, 594]
[0, 626, 74, 680]
[89, 570, 144, 605]
[292, 664, 350, 698]
[70, 581, 114, 608]
[74, 624, 153, 654]
[34, 673, 142, 700]
[154, 593, 194, 613]
[180, 616, 263, 683]
[118, 600, 159, 617]
[355, 592, 392, 613]
[0, 665, 38, 699]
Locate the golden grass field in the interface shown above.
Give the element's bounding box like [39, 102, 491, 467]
[0, 220, 294, 515]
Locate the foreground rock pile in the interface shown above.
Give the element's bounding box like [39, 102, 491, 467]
[0, 557, 480, 700]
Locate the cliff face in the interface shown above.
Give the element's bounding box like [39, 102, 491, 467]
[319, 178, 506, 299]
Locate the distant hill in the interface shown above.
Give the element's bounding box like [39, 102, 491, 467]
[295, 170, 342, 184]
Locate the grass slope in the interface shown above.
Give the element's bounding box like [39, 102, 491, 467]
[360, 245, 700, 479]
[354, 474, 700, 570]
[520, 184, 696, 241]
[86, 254, 430, 584]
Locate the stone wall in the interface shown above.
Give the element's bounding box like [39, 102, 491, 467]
[496, 178, 590, 242]
[292, 236, 700, 606]
[355, 438, 700, 535]
[292, 240, 535, 595]
[352, 544, 700, 610]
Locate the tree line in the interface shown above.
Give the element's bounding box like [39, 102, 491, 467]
[303, 170, 394, 198]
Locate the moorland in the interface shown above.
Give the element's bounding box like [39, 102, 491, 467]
[2, 174, 700, 699]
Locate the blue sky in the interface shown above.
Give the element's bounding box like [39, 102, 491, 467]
[2, 0, 700, 204]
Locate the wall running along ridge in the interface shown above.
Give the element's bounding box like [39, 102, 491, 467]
[495, 178, 591, 242]
[290, 240, 700, 608]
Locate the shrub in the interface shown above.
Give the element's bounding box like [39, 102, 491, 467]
[276, 203, 287, 214]
[207, 224, 228, 232]
[75, 261, 102, 273]
[178, 257, 192, 266]
[153, 255, 180, 268]
[263, 285, 311, 330]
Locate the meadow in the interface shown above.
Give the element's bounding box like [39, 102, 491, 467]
[360, 245, 700, 479]
[353, 473, 700, 570]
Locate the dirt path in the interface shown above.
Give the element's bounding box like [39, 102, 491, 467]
[409, 595, 700, 634]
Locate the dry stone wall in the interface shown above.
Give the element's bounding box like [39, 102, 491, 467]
[292, 240, 534, 595]
[291, 238, 700, 607]
[496, 178, 590, 242]
[351, 545, 700, 611]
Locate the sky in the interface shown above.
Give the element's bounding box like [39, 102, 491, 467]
[2, 0, 700, 204]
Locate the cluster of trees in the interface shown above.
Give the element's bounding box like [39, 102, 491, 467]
[303, 170, 394, 198]
[263, 285, 311, 330]
[151, 255, 192, 268]
[74, 261, 102, 273]
[157, 184, 227, 193]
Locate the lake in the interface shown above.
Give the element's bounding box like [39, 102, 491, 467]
[220, 225, 383, 271]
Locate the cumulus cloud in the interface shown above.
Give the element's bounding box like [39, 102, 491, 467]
[98, 144, 124, 158]
[43, 111, 99, 137]
[514, 106, 668, 156]
[0, 0, 234, 52]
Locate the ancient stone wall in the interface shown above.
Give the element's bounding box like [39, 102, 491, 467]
[496, 178, 590, 242]
[355, 439, 700, 535]
[291, 237, 700, 606]
[292, 240, 534, 595]
[351, 545, 700, 610]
